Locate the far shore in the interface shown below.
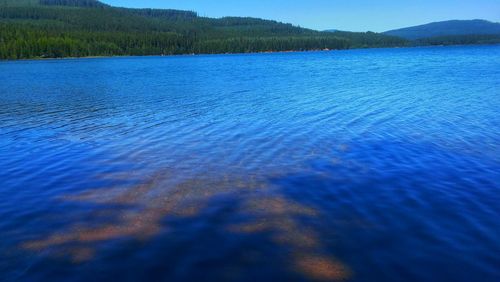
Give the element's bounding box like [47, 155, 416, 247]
[4, 48, 341, 62]
[2, 43, 499, 62]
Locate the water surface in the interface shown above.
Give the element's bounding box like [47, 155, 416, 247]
[1, 46, 499, 281]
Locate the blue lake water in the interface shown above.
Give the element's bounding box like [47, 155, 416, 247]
[0, 45, 499, 281]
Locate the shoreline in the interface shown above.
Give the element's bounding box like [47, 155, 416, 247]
[2, 43, 499, 62]
[3, 48, 344, 62]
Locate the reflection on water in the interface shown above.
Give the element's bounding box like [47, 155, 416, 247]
[1, 45, 500, 281]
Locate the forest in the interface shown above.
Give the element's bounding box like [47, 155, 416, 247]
[0, 0, 408, 59]
[0, 0, 498, 60]
[413, 34, 500, 46]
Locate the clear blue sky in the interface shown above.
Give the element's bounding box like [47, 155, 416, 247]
[102, 0, 500, 32]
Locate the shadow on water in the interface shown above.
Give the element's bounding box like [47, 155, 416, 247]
[20, 168, 352, 281]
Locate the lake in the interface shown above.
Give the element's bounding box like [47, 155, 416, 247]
[0, 45, 499, 282]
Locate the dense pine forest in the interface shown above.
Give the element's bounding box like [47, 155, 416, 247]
[0, 0, 407, 59]
[414, 34, 500, 46]
[0, 0, 498, 59]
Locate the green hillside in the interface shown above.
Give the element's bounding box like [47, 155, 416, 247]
[0, 0, 406, 59]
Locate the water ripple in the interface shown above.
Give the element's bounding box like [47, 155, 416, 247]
[0, 46, 499, 282]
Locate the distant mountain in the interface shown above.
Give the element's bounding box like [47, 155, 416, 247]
[384, 20, 500, 40]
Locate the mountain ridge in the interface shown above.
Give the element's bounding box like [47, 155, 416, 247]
[383, 19, 500, 40]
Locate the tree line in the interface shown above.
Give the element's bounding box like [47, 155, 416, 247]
[0, 0, 417, 59]
[0, 23, 358, 59]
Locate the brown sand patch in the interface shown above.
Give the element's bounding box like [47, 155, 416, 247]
[243, 197, 317, 216]
[295, 254, 350, 281]
[228, 195, 349, 280]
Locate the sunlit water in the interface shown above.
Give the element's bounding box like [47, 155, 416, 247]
[1, 45, 499, 282]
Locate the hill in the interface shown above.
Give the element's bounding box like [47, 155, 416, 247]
[0, 0, 406, 59]
[384, 19, 500, 40]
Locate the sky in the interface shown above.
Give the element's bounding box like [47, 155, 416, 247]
[102, 0, 500, 32]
